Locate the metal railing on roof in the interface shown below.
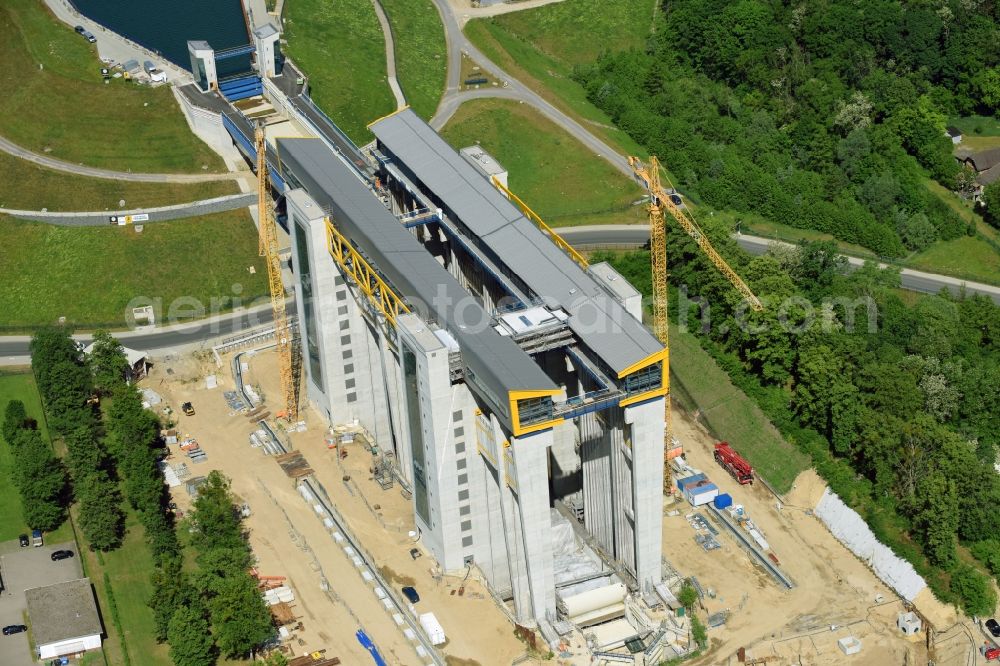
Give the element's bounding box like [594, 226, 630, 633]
[490, 176, 589, 269]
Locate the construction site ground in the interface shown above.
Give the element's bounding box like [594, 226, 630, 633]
[143, 349, 533, 666]
[667, 412, 975, 666]
[142, 347, 985, 666]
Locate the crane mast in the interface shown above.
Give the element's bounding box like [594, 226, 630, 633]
[628, 156, 763, 491]
[255, 122, 298, 421]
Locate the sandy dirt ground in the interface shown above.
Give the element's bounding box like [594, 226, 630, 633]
[144, 349, 534, 666]
[144, 347, 983, 666]
[667, 410, 978, 665]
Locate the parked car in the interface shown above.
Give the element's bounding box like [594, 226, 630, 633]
[50, 549, 74, 561]
[18, 534, 29, 547]
[74, 25, 97, 43]
[2, 625, 27, 636]
[32, 529, 43, 547]
[987, 618, 1000, 638]
[401, 586, 420, 604]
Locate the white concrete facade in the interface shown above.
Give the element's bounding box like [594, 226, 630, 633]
[286, 169, 665, 628]
[286, 189, 396, 447]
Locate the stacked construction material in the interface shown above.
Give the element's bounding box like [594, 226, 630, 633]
[263, 585, 296, 606]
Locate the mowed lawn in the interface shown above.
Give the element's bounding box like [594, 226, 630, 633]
[0, 211, 267, 329]
[909, 235, 1000, 286]
[0, 151, 236, 212]
[0, 0, 225, 173]
[464, 0, 655, 158]
[440, 98, 643, 224]
[84, 510, 170, 666]
[0, 373, 50, 541]
[284, 0, 395, 143]
[669, 325, 809, 494]
[380, 0, 446, 119]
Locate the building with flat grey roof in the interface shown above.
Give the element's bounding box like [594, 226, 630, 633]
[278, 109, 665, 633]
[25, 578, 103, 660]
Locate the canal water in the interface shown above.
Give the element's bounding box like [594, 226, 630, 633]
[70, 0, 251, 74]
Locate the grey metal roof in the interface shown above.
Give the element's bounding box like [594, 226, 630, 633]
[277, 138, 556, 419]
[370, 109, 663, 375]
[25, 578, 102, 647]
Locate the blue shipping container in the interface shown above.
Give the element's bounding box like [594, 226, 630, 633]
[714, 493, 733, 509]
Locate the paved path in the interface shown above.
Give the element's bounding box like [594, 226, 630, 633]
[44, 0, 190, 82]
[4, 223, 996, 363]
[371, 0, 407, 109]
[0, 301, 280, 363]
[427, 2, 1000, 306]
[428, 0, 631, 178]
[2, 192, 256, 226]
[0, 135, 246, 183]
[11, 1, 242, 183]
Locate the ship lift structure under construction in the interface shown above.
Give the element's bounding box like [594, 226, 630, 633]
[232, 85, 760, 639]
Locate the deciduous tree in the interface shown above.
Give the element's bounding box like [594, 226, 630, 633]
[167, 604, 215, 666]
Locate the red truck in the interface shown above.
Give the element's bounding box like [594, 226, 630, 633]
[714, 442, 754, 485]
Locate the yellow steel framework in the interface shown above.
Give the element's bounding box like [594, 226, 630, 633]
[630, 157, 764, 312]
[629, 155, 763, 490]
[324, 218, 410, 327]
[490, 176, 589, 270]
[255, 123, 298, 421]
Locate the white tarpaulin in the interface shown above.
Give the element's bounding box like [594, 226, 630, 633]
[814, 488, 926, 601]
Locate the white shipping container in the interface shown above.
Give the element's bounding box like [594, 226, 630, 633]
[686, 485, 719, 507]
[419, 612, 446, 646]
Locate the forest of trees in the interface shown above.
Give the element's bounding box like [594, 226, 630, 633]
[571, 0, 1000, 614]
[598, 237, 1000, 614]
[25, 327, 274, 664]
[575, 0, 1000, 255]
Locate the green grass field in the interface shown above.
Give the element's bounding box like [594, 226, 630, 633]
[464, 0, 655, 158]
[0, 0, 224, 173]
[908, 235, 1000, 285]
[0, 371, 75, 543]
[84, 510, 170, 666]
[284, 0, 395, 143]
[440, 98, 643, 224]
[480, 0, 655, 66]
[380, 0, 446, 120]
[0, 373, 49, 541]
[669, 325, 809, 493]
[949, 115, 1000, 138]
[0, 151, 236, 212]
[746, 209, 1000, 285]
[0, 211, 267, 329]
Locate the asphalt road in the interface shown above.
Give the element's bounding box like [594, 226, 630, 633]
[4, 226, 996, 363]
[558, 225, 1000, 304]
[421, 2, 999, 307]
[0, 304, 278, 361]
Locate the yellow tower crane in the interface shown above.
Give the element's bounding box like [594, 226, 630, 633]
[255, 122, 298, 421]
[628, 156, 763, 489]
